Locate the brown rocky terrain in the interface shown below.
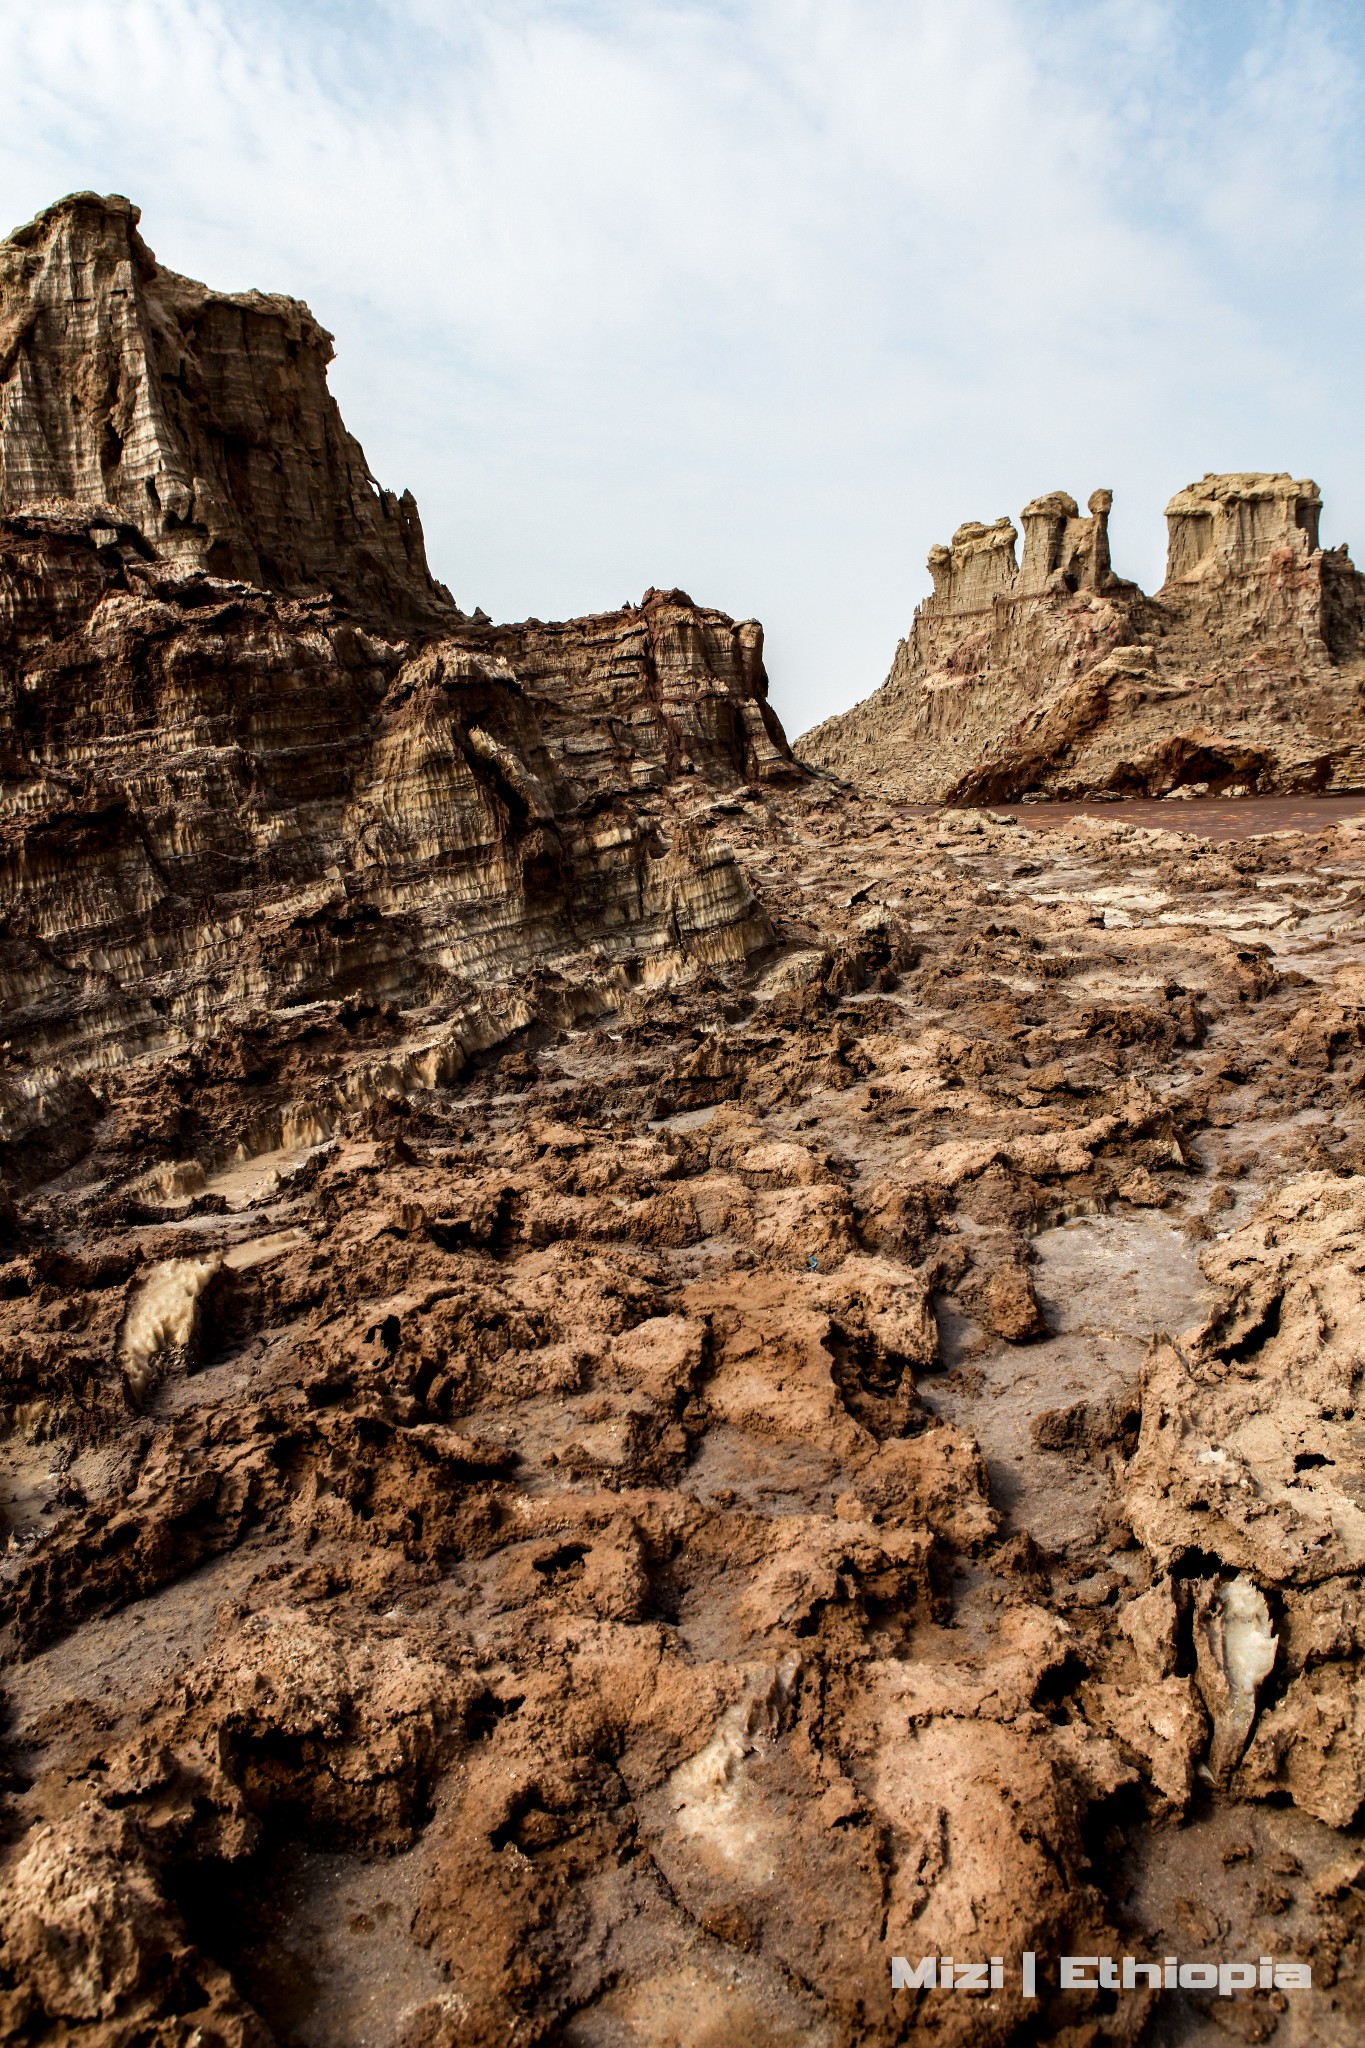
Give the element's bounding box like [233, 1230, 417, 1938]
[798, 475, 1365, 803]
[2, 197, 1364, 2048]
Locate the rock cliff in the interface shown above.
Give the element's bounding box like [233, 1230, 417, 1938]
[0, 200, 799, 1151]
[799, 472, 1365, 802]
[0, 529, 790, 1141]
[0, 193, 454, 625]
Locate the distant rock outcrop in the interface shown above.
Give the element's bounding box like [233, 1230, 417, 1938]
[799, 473, 1365, 802]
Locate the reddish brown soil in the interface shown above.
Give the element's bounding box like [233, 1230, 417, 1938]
[902, 795, 1365, 842]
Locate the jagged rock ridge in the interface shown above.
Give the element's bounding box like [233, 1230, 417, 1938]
[799, 472, 1365, 802]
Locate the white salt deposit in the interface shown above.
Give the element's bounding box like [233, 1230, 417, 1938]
[1219, 1575, 1277, 1705]
[666, 1655, 800, 1881]
[222, 1228, 309, 1270]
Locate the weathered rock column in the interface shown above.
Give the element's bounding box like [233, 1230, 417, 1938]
[1163, 473, 1322, 583]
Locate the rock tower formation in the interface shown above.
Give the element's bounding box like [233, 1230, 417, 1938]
[1164, 471, 1321, 579]
[799, 472, 1365, 802]
[925, 487, 1114, 613]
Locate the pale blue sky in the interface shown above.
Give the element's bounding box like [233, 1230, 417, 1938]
[2, 0, 1363, 734]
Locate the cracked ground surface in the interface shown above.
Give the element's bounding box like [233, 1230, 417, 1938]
[3, 789, 1365, 2047]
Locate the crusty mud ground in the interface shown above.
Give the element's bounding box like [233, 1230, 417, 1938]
[3, 788, 1364, 2047]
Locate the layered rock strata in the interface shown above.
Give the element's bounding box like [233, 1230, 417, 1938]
[0, 198, 798, 1165]
[0, 193, 452, 624]
[0, 525, 789, 1160]
[799, 472, 1365, 802]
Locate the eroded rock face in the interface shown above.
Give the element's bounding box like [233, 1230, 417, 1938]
[0, 535, 788, 1151]
[0, 192, 452, 624]
[799, 472, 1365, 801]
[0, 199, 799, 1151]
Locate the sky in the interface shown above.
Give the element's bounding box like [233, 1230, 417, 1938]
[2, 0, 1364, 738]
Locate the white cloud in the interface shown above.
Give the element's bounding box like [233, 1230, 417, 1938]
[1, 0, 1363, 732]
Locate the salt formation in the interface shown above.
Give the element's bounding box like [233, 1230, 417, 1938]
[1194, 1576, 1278, 1785]
[118, 1255, 221, 1403]
[0, 199, 795, 1161]
[0, 192, 451, 621]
